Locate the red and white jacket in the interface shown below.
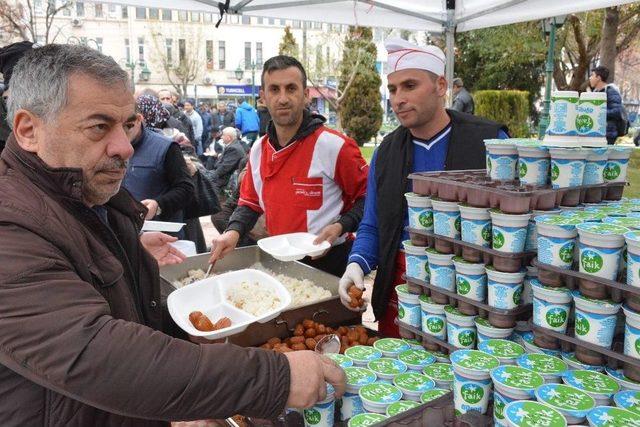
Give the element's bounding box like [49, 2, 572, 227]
[238, 125, 369, 237]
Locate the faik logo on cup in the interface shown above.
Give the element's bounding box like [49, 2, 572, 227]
[457, 277, 471, 295]
[575, 314, 590, 336]
[576, 115, 595, 133]
[398, 305, 405, 319]
[603, 163, 621, 181]
[513, 287, 522, 305]
[546, 308, 568, 328]
[419, 211, 434, 228]
[551, 163, 560, 181]
[492, 229, 505, 249]
[458, 330, 476, 347]
[581, 249, 604, 274]
[482, 223, 492, 244]
[303, 409, 322, 425]
[427, 317, 445, 333]
[455, 217, 461, 233]
[519, 162, 528, 178]
[460, 383, 483, 404]
[559, 242, 575, 264]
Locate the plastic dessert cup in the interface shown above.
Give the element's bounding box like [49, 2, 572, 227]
[405, 192, 433, 231]
[451, 349, 500, 415]
[419, 295, 447, 341]
[486, 266, 526, 310]
[531, 279, 572, 334]
[535, 383, 595, 424]
[490, 210, 532, 254]
[445, 305, 477, 349]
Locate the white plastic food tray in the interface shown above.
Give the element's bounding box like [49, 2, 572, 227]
[257, 232, 330, 262]
[167, 269, 292, 340]
[142, 220, 185, 233]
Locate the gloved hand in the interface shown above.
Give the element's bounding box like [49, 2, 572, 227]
[338, 263, 366, 312]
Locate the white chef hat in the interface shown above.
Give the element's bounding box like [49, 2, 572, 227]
[385, 37, 446, 76]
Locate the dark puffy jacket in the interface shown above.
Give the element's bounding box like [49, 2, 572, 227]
[0, 134, 289, 426]
[601, 85, 623, 140]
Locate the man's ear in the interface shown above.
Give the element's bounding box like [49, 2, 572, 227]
[437, 76, 448, 97]
[12, 109, 43, 154]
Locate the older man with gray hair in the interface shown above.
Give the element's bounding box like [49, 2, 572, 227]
[0, 44, 344, 425]
[198, 126, 247, 198]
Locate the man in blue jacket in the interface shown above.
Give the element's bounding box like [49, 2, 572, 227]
[235, 100, 260, 144]
[589, 66, 625, 145]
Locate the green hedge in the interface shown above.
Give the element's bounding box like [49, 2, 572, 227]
[474, 90, 530, 137]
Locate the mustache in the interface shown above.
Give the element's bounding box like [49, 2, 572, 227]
[96, 157, 128, 172]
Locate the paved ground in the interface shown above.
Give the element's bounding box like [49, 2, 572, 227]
[199, 216, 378, 330]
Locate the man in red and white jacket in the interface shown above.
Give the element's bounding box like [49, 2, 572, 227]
[210, 56, 368, 276]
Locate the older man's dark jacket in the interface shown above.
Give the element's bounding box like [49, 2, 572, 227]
[0, 135, 289, 426]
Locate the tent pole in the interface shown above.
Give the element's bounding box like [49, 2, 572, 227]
[445, 0, 455, 107]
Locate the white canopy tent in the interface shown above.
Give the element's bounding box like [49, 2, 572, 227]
[102, 0, 636, 91]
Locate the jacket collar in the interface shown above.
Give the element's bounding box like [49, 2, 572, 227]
[1, 133, 146, 226]
[266, 109, 326, 151]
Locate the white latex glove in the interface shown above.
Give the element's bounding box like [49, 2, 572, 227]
[338, 262, 366, 312]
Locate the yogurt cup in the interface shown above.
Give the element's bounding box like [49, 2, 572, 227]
[586, 406, 640, 427]
[625, 231, 640, 289]
[419, 295, 447, 340]
[401, 338, 424, 350]
[517, 144, 550, 186]
[478, 338, 525, 365]
[523, 336, 562, 358]
[546, 91, 580, 140]
[422, 363, 454, 390]
[490, 210, 532, 253]
[385, 400, 420, 417]
[486, 140, 518, 181]
[572, 291, 621, 349]
[476, 317, 514, 344]
[604, 217, 640, 230]
[517, 353, 567, 383]
[393, 372, 435, 402]
[358, 382, 402, 414]
[304, 383, 335, 427]
[563, 370, 620, 406]
[459, 204, 492, 247]
[536, 215, 583, 269]
[445, 305, 477, 349]
[623, 305, 640, 361]
[431, 199, 461, 239]
[431, 351, 450, 364]
[403, 240, 429, 283]
[343, 367, 377, 420]
[576, 91, 608, 143]
[405, 192, 433, 231]
[420, 388, 450, 403]
[453, 256, 487, 302]
[535, 383, 596, 424]
[606, 366, 640, 392]
[503, 400, 567, 427]
[326, 353, 354, 369]
[604, 146, 633, 184]
[426, 248, 456, 292]
[491, 365, 545, 426]
[347, 413, 386, 427]
[576, 223, 630, 280]
[526, 209, 562, 252]
[548, 147, 587, 189]
[373, 339, 410, 359]
[563, 352, 605, 372]
[396, 284, 421, 329]
[583, 147, 609, 185]
[345, 346, 383, 367]
[486, 266, 526, 310]
[531, 279, 572, 333]
[398, 349, 436, 372]
[585, 206, 631, 217]
[614, 390, 640, 415]
[451, 349, 500, 415]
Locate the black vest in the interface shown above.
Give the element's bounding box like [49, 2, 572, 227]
[371, 109, 508, 320]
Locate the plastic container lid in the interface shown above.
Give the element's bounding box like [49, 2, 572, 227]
[367, 358, 408, 377]
[613, 390, 640, 415]
[422, 363, 454, 382]
[536, 214, 584, 228]
[572, 291, 621, 315]
[576, 222, 630, 236]
[491, 365, 544, 391]
[395, 284, 420, 303]
[373, 338, 411, 355]
[326, 353, 354, 369]
[420, 388, 450, 403]
[450, 349, 500, 375]
[344, 366, 377, 389]
[563, 370, 620, 397]
[503, 400, 567, 427]
[605, 366, 640, 392]
[603, 217, 640, 230]
[586, 406, 640, 427]
[393, 372, 435, 394]
[257, 232, 331, 262]
[385, 400, 421, 417]
[358, 383, 403, 405]
[478, 339, 525, 360]
[345, 346, 383, 364]
[516, 353, 568, 376]
[347, 413, 387, 427]
[398, 349, 436, 368]
[536, 383, 595, 417]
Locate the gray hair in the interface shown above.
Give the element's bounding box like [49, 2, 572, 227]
[221, 126, 237, 139]
[452, 77, 464, 87]
[6, 44, 130, 128]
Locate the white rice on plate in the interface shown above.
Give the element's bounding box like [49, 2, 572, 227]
[226, 281, 281, 316]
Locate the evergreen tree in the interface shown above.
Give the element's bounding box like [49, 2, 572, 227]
[279, 26, 300, 59]
[338, 26, 383, 146]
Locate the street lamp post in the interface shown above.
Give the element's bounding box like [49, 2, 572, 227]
[538, 15, 566, 139]
[235, 60, 257, 107]
[123, 61, 151, 92]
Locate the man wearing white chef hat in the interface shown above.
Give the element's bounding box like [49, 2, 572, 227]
[339, 38, 510, 337]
